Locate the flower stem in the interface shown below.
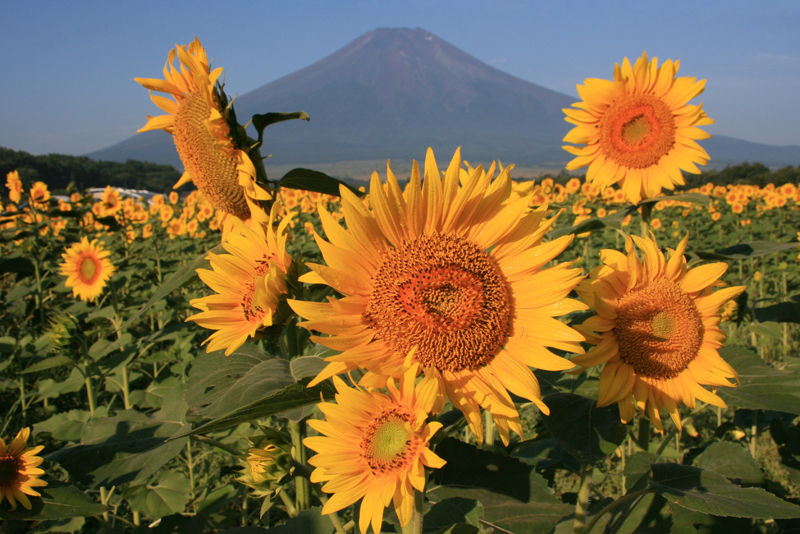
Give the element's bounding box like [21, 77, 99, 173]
[636, 418, 650, 452]
[290, 420, 310, 512]
[573, 465, 594, 534]
[483, 410, 495, 447]
[278, 488, 298, 518]
[639, 202, 653, 236]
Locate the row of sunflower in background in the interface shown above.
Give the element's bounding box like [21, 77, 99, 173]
[3, 36, 800, 534]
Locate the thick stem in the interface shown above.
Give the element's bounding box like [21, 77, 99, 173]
[750, 410, 758, 457]
[636, 418, 650, 452]
[290, 420, 310, 512]
[121, 364, 131, 410]
[573, 465, 594, 534]
[84, 368, 96, 417]
[639, 203, 653, 237]
[186, 441, 195, 502]
[278, 488, 298, 518]
[483, 410, 495, 447]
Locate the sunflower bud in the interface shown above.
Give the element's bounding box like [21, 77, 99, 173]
[236, 428, 294, 501]
[46, 312, 78, 351]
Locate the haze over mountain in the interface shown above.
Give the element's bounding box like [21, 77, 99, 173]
[88, 28, 800, 170]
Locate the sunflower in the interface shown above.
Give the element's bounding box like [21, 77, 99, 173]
[0, 428, 47, 511]
[135, 37, 270, 225]
[305, 364, 445, 534]
[573, 233, 745, 431]
[563, 52, 713, 204]
[290, 148, 586, 445]
[187, 203, 294, 355]
[59, 237, 116, 302]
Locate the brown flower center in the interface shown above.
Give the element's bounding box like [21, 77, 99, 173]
[614, 279, 704, 379]
[365, 233, 511, 372]
[599, 94, 676, 169]
[0, 455, 21, 488]
[361, 409, 416, 473]
[78, 255, 99, 284]
[173, 90, 250, 221]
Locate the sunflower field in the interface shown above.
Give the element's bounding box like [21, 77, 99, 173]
[2, 39, 800, 534]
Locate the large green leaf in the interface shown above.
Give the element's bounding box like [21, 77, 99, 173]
[19, 355, 73, 374]
[429, 438, 572, 534]
[423, 497, 483, 533]
[35, 409, 96, 442]
[125, 471, 191, 519]
[641, 192, 711, 207]
[0, 482, 106, 520]
[649, 463, 800, 518]
[754, 298, 800, 323]
[695, 241, 800, 260]
[251, 111, 310, 148]
[120, 244, 222, 329]
[179, 378, 336, 438]
[278, 168, 364, 198]
[47, 386, 190, 487]
[216, 506, 332, 534]
[693, 441, 764, 484]
[669, 506, 753, 534]
[185, 346, 326, 419]
[718, 345, 800, 414]
[540, 392, 627, 466]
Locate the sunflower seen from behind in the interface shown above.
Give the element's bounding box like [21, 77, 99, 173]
[563, 52, 713, 204]
[290, 148, 586, 445]
[59, 237, 116, 302]
[0, 428, 47, 511]
[135, 37, 270, 226]
[305, 364, 445, 534]
[573, 233, 745, 431]
[187, 203, 294, 355]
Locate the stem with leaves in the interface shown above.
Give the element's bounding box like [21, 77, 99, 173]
[573, 465, 594, 534]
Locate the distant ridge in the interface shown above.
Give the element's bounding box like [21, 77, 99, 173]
[88, 28, 800, 169]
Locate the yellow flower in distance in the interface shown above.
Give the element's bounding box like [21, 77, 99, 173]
[290, 148, 586, 445]
[187, 203, 293, 355]
[59, 237, 117, 302]
[135, 37, 270, 223]
[0, 428, 47, 511]
[305, 364, 445, 534]
[573, 234, 745, 432]
[5, 171, 23, 204]
[563, 52, 713, 204]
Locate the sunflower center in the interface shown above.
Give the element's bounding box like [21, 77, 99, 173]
[78, 255, 99, 284]
[0, 456, 21, 487]
[361, 410, 414, 473]
[599, 94, 676, 169]
[365, 233, 511, 372]
[614, 279, 704, 379]
[174, 89, 250, 221]
[242, 280, 267, 323]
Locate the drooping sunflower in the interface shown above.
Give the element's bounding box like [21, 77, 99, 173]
[305, 364, 445, 534]
[562, 52, 714, 204]
[187, 203, 294, 355]
[573, 233, 746, 431]
[290, 148, 586, 445]
[0, 428, 47, 511]
[135, 37, 270, 225]
[59, 237, 117, 302]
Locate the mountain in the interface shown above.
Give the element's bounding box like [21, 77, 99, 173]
[88, 28, 800, 170]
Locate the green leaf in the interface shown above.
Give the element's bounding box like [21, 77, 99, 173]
[19, 355, 73, 374]
[120, 244, 222, 330]
[649, 463, 800, 518]
[540, 392, 627, 465]
[30, 516, 86, 533]
[35, 409, 94, 442]
[423, 497, 483, 533]
[125, 471, 191, 519]
[623, 451, 659, 491]
[179, 378, 336, 438]
[693, 441, 764, 484]
[669, 506, 754, 534]
[641, 192, 711, 207]
[278, 168, 364, 198]
[217, 506, 332, 534]
[0, 482, 106, 520]
[754, 298, 800, 323]
[185, 346, 326, 419]
[430, 525, 481, 534]
[252, 111, 310, 147]
[547, 205, 637, 239]
[429, 438, 572, 534]
[696, 241, 800, 260]
[47, 386, 190, 487]
[87, 333, 133, 361]
[718, 345, 800, 414]
[0, 256, 35, 275]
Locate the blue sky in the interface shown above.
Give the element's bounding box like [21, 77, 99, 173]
[2, 0, 799, 156]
